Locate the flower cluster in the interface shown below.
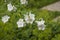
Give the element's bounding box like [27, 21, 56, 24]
[2, 0, 46, 30]
[17, 12, 35, 28]
[1, 12, 46, 30]
[7, 0, 28, 11]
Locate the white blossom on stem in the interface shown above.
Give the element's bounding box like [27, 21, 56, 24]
[2, 15, 10, 23]
[24, 12, 35, 24]
[7, 3, 17, 11]
[7, 3, 13, 11]
[36, 19, 46, 30]
[17, 19, 25, 28]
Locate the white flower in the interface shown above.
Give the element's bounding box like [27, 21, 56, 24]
[17, 19, 25, 28]
[24, 12, 35, 24]
[7, 3, 13, 11]
[36, 19, 46, 30]
[20, 0, 28, 4]
[2, 15, 10, 23]
[7, 3, 17, 11]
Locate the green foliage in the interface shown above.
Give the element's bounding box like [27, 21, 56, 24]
[0, 10, 60, 40]
[28, 0, 59, 9]
[0, 0, 60, 40]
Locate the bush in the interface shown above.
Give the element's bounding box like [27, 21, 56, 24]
[0, 0, 60, 40]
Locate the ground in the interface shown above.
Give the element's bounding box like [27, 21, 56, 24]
[42, 1, 60, 11]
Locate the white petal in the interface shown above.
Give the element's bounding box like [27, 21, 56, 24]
[38, 27, 42, 30]
[20, 0, 27, 4]
[41, 25, 46, 30]
[13, 5, 17, 11]
[40, 20, 45, 25]
[29, 13, 35, 21]
[24, 14, 30, 23]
